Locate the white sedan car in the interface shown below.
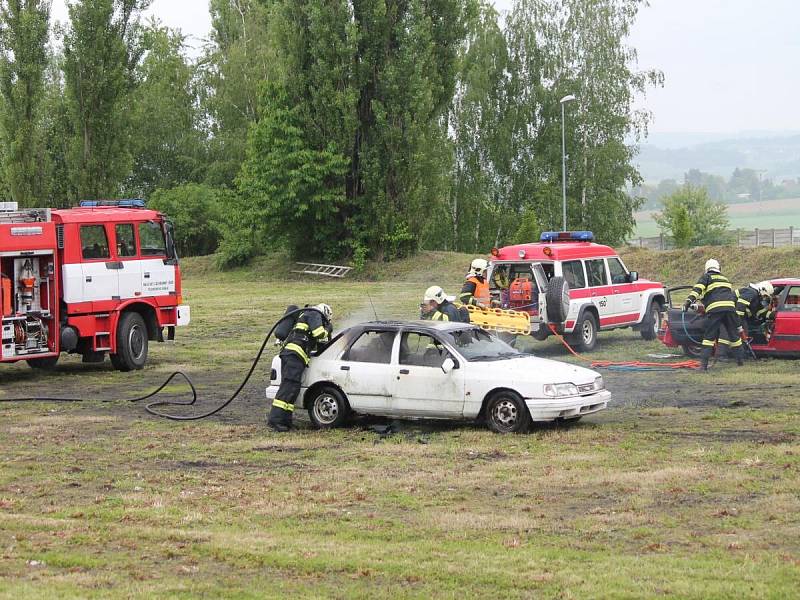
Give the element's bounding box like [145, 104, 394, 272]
[266, 321, 610, 433]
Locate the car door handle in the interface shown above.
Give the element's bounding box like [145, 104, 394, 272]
[85, 276, 92, 282]
[144, 272, 151, 279]
[105, 261, 123, 270]
[340, 365, 350, 371]
[399, 369, 410, 374]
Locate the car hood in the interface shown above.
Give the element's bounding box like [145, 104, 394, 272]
[464, 355, 599, 384]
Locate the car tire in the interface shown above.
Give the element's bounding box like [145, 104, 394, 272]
[308, 386, 351, 429]
[640, 300, 663, 341]
[567, 312, 598, 352]
[27, 355, 59, 370]
[111, 312, 148, 372]
[531, 326, 549, 341]
[682, 343, 702, 358]
[545, 276, 570, 323]
[485, 390, 531, 434]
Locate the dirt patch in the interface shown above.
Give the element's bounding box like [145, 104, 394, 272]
[655, 430, 796, 445]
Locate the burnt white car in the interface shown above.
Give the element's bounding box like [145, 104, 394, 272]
[266, 321, 610, 433]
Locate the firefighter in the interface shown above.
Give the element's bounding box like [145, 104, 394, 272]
[736, 280, 775, 341]
[421, 286, 462, 322]
[683, 259, 744, 370]
[268, 304, 333, 432]
[460, 258, 490, 307]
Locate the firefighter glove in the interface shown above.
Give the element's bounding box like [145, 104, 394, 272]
[682, 298, 692, 312]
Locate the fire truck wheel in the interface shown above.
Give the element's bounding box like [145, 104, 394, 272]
[308, 385, 350, 429]
[567, 312, 598, 352]
[27, 356, 59, 371]
[640, 300, 664, 341]
[112, 312, 149, 371]
[545, 276, 570, 324]
[485, 390, 531, 434]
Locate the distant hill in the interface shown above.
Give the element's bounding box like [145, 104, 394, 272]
[635, 133, 800, 183]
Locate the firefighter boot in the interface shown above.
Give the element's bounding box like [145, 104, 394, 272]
[699, 347, 713, 371]
[267, 400, 294, 432]
[735, 345, 745, 367]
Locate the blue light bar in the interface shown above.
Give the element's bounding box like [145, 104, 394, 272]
[79, 199, 146, 209]
[540, 231, 594, 242]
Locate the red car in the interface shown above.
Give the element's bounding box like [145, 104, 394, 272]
[658, 278, 800, 357]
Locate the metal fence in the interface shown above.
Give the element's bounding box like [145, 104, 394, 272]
[631, 227, 799, 250]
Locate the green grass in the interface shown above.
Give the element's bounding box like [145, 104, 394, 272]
[1, 256, 800, 598]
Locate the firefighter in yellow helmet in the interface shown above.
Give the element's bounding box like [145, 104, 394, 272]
[460, 258, 490, 307]
[683, 259, 744, 370]
[268, 303, 333, 432]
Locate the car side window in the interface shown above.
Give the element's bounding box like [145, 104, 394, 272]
[344, 331, 395, 363]
[562, 260, 586, 289]
[80, 225, 110, 260]
[607, 257, 628, 284]
[115, 224, 137, 257]
[781, 285, 800, 310]
[399, 332, 447, 368]
[585, 259, 608, 287]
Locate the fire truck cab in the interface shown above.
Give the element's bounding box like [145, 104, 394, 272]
[486, 231, 666, 351]
[1, 200, 189, 371]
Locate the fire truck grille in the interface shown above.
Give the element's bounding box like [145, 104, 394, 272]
[56, 224, 64, 249]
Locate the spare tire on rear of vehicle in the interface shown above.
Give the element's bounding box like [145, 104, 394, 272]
[545, 276, 570, 323]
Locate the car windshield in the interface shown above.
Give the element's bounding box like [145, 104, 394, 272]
[444, 328, 524, 361]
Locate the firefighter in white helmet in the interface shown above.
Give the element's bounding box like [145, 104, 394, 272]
[736, 280, 775, 341]
[683, 259, 744, 370]
[459, 258, 490, 307]
[268, 303, 333, 432]
[421, 286, 463, 322]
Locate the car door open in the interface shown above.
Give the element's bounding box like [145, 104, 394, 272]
[391, 331, 465, 418]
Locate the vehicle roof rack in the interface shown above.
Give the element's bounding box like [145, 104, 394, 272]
[79, 199, 146, 209]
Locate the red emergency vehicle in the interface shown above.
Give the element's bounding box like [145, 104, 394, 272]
[487, 231, 666, 351]
[1, 200, 189, 371]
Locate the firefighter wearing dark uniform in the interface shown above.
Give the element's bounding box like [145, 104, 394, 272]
[268, 304, 333, 432]
[683, 259, 743, 370]
[460, 258, 490, 307]
[421, 286, 464, 322]
[736, 281, 774, 336]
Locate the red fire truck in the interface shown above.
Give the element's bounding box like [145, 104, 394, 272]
[1, 200, 189, 371]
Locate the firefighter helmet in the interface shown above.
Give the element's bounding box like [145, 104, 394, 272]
[314, 303, 333, 320]
[423, 285, 446, 304]
[704, 259, 720, 273]
[756, 281, 774, 297]
[470, 258, 488, 277]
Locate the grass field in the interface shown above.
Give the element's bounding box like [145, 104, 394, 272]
[1, 251, 799, 598]
[634, 197, 800, 237]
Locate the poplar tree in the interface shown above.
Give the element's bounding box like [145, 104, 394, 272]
[0, 0, 50, 206]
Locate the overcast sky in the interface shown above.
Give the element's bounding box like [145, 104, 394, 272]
[51, 0, 799, 136]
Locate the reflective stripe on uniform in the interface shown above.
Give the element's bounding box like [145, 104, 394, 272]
[705, 281, 732, 293]
[284, 343, 310, 364]
[702, 339, 716, 347]
[705, 300, 736, 312]
[272, 399, 295, 412]
[431, 311, 448, 321]
[718, 338, 731, 346]
[294, 322, 309, 331]
[311, 326, 327, 339]
[729, 339, 743, 348]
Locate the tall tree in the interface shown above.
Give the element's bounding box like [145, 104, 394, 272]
[126, 21, 203, 197]
[201, 0, 274, 188]
[62, 0, 150, 200]
[0, 0, 50, 206]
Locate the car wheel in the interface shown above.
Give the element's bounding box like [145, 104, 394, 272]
[308, 386, 351, 429]
[545, 276, 570, 323]
[485, 390, 531, 434]
[640, 301, 663, 341]
[531, 326, 549, 341]
[27, 355, 59, 370]
[567, 312, 598, 352]
[682, 343, 702, 358]
[111, 312, 148, 372]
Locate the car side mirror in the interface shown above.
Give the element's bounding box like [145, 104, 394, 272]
[627, 271, 638, 283]
[441, 357, 456, 374]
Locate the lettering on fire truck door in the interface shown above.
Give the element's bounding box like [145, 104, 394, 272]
[138, 222, 175, 296]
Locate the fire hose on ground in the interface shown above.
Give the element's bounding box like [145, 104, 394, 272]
[0, 308, 324, 420]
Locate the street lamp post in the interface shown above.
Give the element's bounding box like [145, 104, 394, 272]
[560, 94, 576, 231]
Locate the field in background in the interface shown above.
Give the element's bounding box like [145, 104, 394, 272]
[1, 250, 799, 597]
[634, 197, 800, 237]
